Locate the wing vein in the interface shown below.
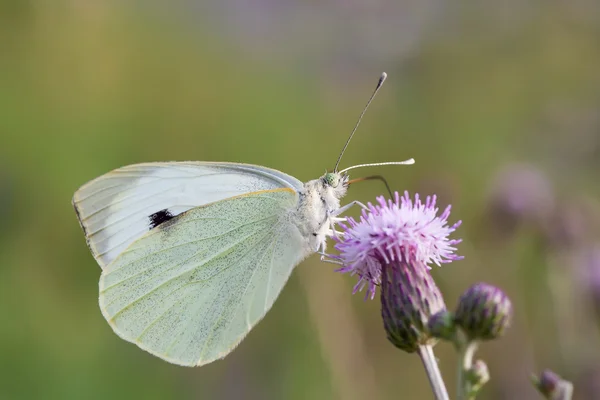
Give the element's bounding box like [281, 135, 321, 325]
[195, 230, 277, 363]
[104, 220, 278, 318]
[102, 214, 278, 289]
[163, 227, 277, 360]
[263, 231, 281, 313]
[76, 182, 144, 202]
[84, 181, 191, 225]
[134, 283, 196, 341]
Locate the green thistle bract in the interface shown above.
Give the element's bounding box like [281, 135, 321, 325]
[381, 260, 447, 352]
[428, 310, 456, 341]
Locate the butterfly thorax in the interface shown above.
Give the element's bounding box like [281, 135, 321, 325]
[292, 172, 349, 252]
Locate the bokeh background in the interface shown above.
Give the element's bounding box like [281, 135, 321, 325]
[2, 1, 600, 399]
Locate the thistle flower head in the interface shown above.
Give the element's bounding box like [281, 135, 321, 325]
[454, 283, 513, 341]
[331, 191, 461, 352]
[335, 191, 462, 299]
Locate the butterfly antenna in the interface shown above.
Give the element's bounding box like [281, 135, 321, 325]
[348, 175, 393, 197]
[339, 159, 415, 174]
[333, 72, 387, 173]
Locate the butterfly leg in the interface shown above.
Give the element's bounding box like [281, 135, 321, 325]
[324, 200, 367, 241]
[319, 253, 343, 266]
[331, 200, 368, 218]
[326, 200, 368, 236]
[314, 237, 343, 265]
[315, 221, 345, 266]
[318, 242, 343, 265]
[317, 201, 369, 265]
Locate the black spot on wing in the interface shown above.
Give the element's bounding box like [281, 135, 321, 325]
[148, 209, 175, 229]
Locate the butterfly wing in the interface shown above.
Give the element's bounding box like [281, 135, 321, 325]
[99, 188, 310, 366]
[72, 162, 303, 268]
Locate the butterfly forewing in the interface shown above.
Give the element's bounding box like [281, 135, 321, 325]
[72, 162, 303, 268]
[99, 189, 309, 366]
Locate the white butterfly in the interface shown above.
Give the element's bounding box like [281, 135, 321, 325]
[73, 73, 414, 366]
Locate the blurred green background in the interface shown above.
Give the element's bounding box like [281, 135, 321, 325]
[2, 1, 600, 399]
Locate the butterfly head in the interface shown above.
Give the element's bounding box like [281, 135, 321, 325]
[321, 171, 349, 199]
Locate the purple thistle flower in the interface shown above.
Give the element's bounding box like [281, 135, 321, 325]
[334, 191, 462, 299]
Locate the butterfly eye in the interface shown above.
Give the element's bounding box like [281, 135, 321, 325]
[323, 172, 340, 187]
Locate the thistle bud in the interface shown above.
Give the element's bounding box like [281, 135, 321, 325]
[381, 260, 447, 353]
[467, 360, 490, 391]
[532, 369, 574, 400]
[454, 283, 512, 341]
[427, 310, 456, 341]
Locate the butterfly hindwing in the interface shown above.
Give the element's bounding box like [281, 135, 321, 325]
[72, 162, 303, 268]
[99, 189, 310, 366]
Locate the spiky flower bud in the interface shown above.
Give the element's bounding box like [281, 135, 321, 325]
[381, 260, 447, 353]
[428, 310, 456, 341]
[454, 283, 512, 341]
[532, 369, 574, 400]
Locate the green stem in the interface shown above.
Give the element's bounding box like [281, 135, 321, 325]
[417, 344, 450, 400]
[456, 340, 479, 400]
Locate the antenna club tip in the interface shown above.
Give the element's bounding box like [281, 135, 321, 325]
[407, 158, 415, 164]
[378, 72, 387, 86]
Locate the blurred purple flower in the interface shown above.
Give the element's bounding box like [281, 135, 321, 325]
[487, 163, 555, 235]
[532, 369, 573, 400]
[544, 202, 589, 250]
[543, 196, 600, 250]
[580, 247, 600, 321]
[334, 191, 462, 299]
